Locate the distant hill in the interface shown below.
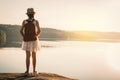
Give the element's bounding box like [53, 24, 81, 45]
[0, 24, 120, 47]
[0, 24, 69, 47]
[0, 24, 68, 41]
[0, 29, 6, 46]
[40, 28, 68, 40]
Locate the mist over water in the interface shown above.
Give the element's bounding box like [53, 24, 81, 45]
[0, 41, 120, 80]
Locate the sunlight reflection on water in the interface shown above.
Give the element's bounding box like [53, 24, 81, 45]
[0, 41, 120, 80]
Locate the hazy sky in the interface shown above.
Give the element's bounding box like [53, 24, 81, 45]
[0, 0, 120, 31]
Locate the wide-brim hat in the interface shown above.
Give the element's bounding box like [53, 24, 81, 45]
[26, 8, 35, 14]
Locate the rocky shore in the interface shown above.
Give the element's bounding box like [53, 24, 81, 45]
[0, 73, 77, 80]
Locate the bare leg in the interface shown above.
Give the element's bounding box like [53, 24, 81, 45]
[32, 51, 36, 72]
[26, 51, 31, 73]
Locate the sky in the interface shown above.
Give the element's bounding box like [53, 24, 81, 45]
[0, 0, 120, 31]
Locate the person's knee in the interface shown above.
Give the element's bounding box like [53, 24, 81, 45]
[26, 51, 31, 58]
[26, 55, 31, 59]
[32, 52, 36, 58]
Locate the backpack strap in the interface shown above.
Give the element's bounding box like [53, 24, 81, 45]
[23, 19, 37, 27]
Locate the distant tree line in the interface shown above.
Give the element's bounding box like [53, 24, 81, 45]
[0, 24, 69, 47]
[0, 29, 6, 46]
[1, 24, 119, 47]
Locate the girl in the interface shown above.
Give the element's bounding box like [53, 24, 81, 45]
[20, 8, 41, 76]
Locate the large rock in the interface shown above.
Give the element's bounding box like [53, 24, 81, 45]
[0, 73, 77, 80]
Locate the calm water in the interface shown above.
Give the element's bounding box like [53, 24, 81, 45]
[0, 41, 120, 80]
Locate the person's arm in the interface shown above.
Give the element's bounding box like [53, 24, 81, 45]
[20, 20, 25, 37]
[36, 20, 41, 36]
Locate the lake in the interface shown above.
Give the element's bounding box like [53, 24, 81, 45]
[0, 41, 120, 80]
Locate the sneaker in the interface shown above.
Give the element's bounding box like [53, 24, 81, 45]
[23, 71, 29, 77]
[32, 71, 37, 77]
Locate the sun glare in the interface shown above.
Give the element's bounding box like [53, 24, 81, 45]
[68, 13, 109, 31]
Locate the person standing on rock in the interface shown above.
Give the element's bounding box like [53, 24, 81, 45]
[20, 8, 41, 76]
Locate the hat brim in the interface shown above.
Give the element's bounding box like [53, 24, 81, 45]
[26, 12, 35, 14]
